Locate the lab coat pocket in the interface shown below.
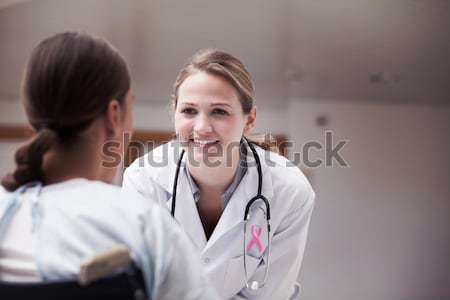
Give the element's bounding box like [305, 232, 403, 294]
[223, 254, 263, 299]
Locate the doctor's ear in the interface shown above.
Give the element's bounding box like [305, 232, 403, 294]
[244, 106, 257, 134]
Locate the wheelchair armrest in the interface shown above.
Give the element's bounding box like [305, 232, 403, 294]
[0, 245, 148, 300]
[79, 245, 131, 285]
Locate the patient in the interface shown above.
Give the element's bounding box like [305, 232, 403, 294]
[0, 31, 219, 300]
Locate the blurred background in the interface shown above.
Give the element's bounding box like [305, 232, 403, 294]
[0, 0, 449, 299]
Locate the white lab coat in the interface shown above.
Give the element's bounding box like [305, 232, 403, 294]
[123, 141, 315, 300]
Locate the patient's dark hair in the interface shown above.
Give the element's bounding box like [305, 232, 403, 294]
[1, 31, 130, 191]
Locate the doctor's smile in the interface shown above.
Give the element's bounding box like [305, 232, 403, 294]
[190, 139, 220, 148]
[189, 137, 221, 155]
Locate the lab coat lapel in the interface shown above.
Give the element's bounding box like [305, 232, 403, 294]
[155, 144, 207, 251]
[167, 171, 207, 251]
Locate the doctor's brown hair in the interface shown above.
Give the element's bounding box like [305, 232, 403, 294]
[172, 48, 279, 153]
[1, 32, 130, 191]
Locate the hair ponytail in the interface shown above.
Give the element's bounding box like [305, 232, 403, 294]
[1, 31, 130, 191]
[1, 129, 57, 191]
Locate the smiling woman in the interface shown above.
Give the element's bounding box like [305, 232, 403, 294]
[123, 48, 315, 300]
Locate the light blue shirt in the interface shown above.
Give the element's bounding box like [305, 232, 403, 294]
[184, 143, 248, 210]
[0, 179, 220, 300]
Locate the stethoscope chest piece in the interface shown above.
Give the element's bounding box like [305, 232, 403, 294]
[243, 194, 271, 291]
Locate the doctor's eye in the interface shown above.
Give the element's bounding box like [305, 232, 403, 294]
[180, 107, 197, 115]
[212, 108, 230, 116]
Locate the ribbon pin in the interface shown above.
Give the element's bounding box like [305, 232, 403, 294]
[247, 225, 263, 253]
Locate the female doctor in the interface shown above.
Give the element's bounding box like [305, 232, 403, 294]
[123, 49, 315, 300]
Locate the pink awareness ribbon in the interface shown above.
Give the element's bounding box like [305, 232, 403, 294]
[247, 225, 263, 253]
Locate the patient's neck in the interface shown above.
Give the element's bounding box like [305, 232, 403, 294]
[42, 137, 115, 185]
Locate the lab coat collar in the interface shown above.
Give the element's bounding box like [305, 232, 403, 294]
[154, 140, 183, 195]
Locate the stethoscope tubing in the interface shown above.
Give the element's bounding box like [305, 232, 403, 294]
[171, 148, 185, 217]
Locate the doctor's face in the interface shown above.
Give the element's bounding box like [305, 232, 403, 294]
[174, 71, 255, 165]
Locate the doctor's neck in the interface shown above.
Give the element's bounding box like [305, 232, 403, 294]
[187, 147, 241, 194]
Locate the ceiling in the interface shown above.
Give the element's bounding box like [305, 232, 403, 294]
[0, 0, 449, 106]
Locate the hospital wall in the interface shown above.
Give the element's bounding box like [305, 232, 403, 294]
[1, 98, 449, 300]
[288, 100, 450, 300]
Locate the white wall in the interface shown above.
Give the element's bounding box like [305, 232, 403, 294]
[0, 99, 27, 124]
[0, 100, 27, 178]
[288, 100, 450, 300]
[0, 140, 21, 179]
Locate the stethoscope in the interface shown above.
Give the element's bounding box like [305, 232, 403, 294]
[171, 138, 271, 290]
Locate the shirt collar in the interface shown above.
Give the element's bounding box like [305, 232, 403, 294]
[184, 142, 248, 210]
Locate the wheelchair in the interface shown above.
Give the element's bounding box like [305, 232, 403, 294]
[0, 246, 148, 300]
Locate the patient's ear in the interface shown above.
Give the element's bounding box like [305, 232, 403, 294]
[104, 99, 122, 138]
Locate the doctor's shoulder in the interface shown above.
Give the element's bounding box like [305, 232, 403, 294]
[123, 142, 176, 204]
[260, 146, 315, 209]
[125, 142, 176, 178]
